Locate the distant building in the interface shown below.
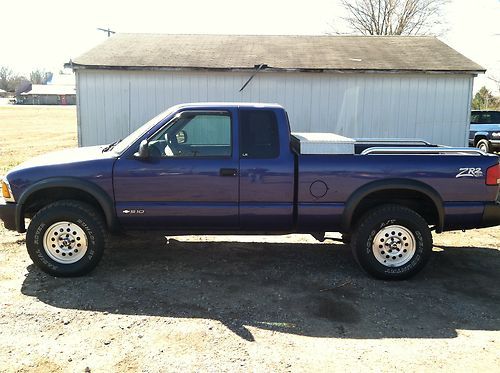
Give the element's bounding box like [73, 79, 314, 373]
[17, 73, 76, 105]
[71, 34, 484, 147]
[0, 88, 7, 97]
[18, 84, 76, 105]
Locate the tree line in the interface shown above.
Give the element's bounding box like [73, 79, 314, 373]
[472, 86, 500, 110]
[0, 66, 53, 92]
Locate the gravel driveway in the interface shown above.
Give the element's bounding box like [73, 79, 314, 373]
[1, 226, 499, 372]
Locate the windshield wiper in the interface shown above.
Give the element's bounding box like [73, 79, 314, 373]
[102, 139, 122, 153]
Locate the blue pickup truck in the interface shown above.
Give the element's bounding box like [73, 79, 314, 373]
[469, 110, 500, 153]
[1, 103, 499, 280]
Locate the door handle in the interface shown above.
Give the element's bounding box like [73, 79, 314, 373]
[219, 168, 238, 176]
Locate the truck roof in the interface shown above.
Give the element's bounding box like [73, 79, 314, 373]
[170, 102, 284, 110]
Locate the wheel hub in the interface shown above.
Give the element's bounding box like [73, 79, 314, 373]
[372, 225, 416, 267]
[43, 221, 88, 264]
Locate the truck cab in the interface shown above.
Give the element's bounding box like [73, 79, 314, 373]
[113, 103, 296, 232]
[469, 110, 500, 153]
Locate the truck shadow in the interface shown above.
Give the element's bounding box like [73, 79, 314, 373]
[21, 233, 500, 341]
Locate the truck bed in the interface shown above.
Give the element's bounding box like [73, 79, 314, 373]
[294, 149, 498, 232]
[291, 132, 485, 155]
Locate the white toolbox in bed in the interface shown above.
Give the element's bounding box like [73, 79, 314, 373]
[291, 133, 355, 155]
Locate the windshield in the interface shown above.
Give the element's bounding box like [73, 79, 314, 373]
[112, 108, 175, 154]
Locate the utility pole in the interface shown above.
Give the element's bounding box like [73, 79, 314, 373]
[97, 27, 116, 37]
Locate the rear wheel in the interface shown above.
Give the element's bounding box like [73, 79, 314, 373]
[476, 139, 491, 153]
[351, 205, 432, 280]
[26, 200, 106, 277]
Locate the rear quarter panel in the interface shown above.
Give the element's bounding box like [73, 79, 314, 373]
[296, 154, 499, 231]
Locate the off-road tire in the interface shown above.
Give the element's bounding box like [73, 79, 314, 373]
[476, 139, 491, 153]
[351, 204, 433, 280]
[26, 200, 106, 277]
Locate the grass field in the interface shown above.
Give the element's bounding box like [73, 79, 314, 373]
[0, 106, 77, 174]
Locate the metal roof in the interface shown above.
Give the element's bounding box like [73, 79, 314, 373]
[72, 33, 485, 74]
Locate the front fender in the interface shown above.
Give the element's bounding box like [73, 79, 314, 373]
[15, 177, 117, 233]
[473, 132, 490, 142]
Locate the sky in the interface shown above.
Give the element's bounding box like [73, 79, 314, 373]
[1, 0, 499, 93]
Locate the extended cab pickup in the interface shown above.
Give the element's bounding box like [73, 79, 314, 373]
[1, 103, 499, 280]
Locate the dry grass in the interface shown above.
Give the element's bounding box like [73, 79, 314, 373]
[0, 106, 77, 174]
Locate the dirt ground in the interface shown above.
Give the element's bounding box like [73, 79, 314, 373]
[0, 106, 499, 372]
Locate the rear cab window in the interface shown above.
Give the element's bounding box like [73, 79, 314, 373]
[239, 110, 280, 159]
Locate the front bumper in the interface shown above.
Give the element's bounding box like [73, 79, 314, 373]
[481, 201, 500, 228]
[0, 199, 17, 231]
[490, 139, 500, 150]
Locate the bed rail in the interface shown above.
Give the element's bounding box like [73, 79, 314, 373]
[361, 147, 486, 156]
[355, 138, 432, 146]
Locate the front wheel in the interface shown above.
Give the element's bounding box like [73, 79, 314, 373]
[476, 139, 491, 153]
[351, 205, 433, 280]
[26, 200, 106, 277]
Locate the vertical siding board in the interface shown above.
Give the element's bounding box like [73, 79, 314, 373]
[77, 72, 86, 146]
[413, 76, 424, 140]
[388, 76, 399, 139]
[435, 77, 446, 144]
[328, 75, 339, 134]
[103, 73, 114, 143]
[426, 76, 438, 144]
[85, 72, 94, 146]
[442, 77, 454, 144]
[90, 72, 98, 145]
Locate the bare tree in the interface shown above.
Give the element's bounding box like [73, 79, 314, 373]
[339, 0, 447, 35]
[0, 66, 14, 91]
[488, 76, 500, 95]
[0, 66, 29, 92]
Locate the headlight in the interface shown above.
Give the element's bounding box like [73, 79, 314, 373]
[1, 178, 15, 202]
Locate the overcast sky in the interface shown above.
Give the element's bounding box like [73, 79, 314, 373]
[2, 0, 499, 93]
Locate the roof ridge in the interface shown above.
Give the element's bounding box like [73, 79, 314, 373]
[115, 32, 436, 38]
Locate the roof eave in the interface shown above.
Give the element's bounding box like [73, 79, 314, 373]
[70, 63, 485, 76]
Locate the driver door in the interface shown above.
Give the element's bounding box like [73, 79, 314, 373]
[113, 110, 239, 230]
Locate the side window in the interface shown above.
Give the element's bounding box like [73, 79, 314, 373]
[240, 110, 280, 159]
[481, 113, 492, 124]
[492, 112, 500, 123]
[470, 112, 480, 124]
[150, 113, 231, 157]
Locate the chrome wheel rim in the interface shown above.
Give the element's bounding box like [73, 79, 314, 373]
[43, 221, 88, 264]
[372, 225, 416, 267]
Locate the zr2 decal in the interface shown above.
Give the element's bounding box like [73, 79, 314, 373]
[456, 167, 483, 178]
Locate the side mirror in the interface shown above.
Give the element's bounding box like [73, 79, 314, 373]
[134, 139, 150, 159]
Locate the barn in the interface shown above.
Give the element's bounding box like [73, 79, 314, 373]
[18, 84, 76, 105]
[70, 34, 484, 147]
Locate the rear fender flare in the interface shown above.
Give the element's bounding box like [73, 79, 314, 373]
[341, 179, 444, 232]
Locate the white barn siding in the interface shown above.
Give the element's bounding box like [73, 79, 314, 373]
[76, 70, 473, 147]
